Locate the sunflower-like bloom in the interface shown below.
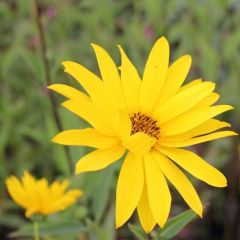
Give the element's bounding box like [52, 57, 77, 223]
[49, 37, 236, 232]
[6, 171, 82, 218]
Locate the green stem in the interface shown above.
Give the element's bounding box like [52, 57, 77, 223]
[146, 233, 152, 240]
[33, 221, 40, 240]
[32, 0, 73, 174]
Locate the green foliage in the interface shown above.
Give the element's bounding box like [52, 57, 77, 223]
[154, 210, 197, 240]
[128, 223, 146, 240]
[0, 0, 239, 239]
[9, 221, 86, 239]
[128, 209, 197, 240]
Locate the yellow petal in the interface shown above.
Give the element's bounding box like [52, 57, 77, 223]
[139, 37, 169, 113]
[62, 61, 101, 97]
[5, 176, 27, 208]
[160, 131, 237, 147]
[177, 79, 202, 93]
[50, 180, 69, 200]
[21, 172, 38, 215]
[52, 189, 82, 212]
[122, 132, 156, 156]
[48, 181, 82, 214]
[37, 179, 49, 211]
[154, 82, 215, 124]
[75, 145, 125, 174]
[22, 171, 36, 194]
[153, 151, 203, 216]
[144, 153, 171, 227]
[156, 55, 192, 105]
[118, 46, 141, 113]
[116, 153, 144, 228]
[159, 147, 227, 187]
[47, 84, 90, 101]
[185, 120, 230, 137]
[162, 119, 231, 142]
[25, 207, 38, 218]
[62, 61, 115, 112]
[91, 44, 126, 108]
[52, 128, 120, 149]
[194, 92, 220, 108]
[162, 105, 233, 136]
[62, 100, 114, 136]
[112, 110, 132, 139]
[137, 182, 156, 233]
[65, 189, 83, 199]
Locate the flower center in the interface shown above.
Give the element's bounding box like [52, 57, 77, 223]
[130, 112, 160, 139]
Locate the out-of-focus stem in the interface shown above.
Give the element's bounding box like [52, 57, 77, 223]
[33, 221, 40, 240]
[146, 233, 152, 240]
[32, 0, 73, 174]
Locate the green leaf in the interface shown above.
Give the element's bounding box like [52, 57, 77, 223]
[86, 219, 109, 240]
[102, 203, 116, 240]
[128, 223, 146, 240]
[154, 210, 197, 240]
[92, 166, 115, 223]
[9, 220, 86, 238]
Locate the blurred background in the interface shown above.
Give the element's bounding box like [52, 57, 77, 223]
[0, 0, 239, 239]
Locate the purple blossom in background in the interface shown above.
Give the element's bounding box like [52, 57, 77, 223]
[45, 5, 57, 20]
[144, 25, 154, 39]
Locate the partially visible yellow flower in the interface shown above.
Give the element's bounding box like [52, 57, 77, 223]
[49, 37, 237, 233]
[6, 171, 82, 218]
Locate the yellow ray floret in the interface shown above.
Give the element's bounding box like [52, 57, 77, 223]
[49, 36, 237, 232]
[6, 171, 82, 218]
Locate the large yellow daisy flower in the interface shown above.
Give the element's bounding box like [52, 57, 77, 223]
[49, 37, 236, 233]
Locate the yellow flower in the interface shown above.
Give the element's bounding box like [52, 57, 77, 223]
[6, 171, 82, 218]
[49, 37, 237, 232]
